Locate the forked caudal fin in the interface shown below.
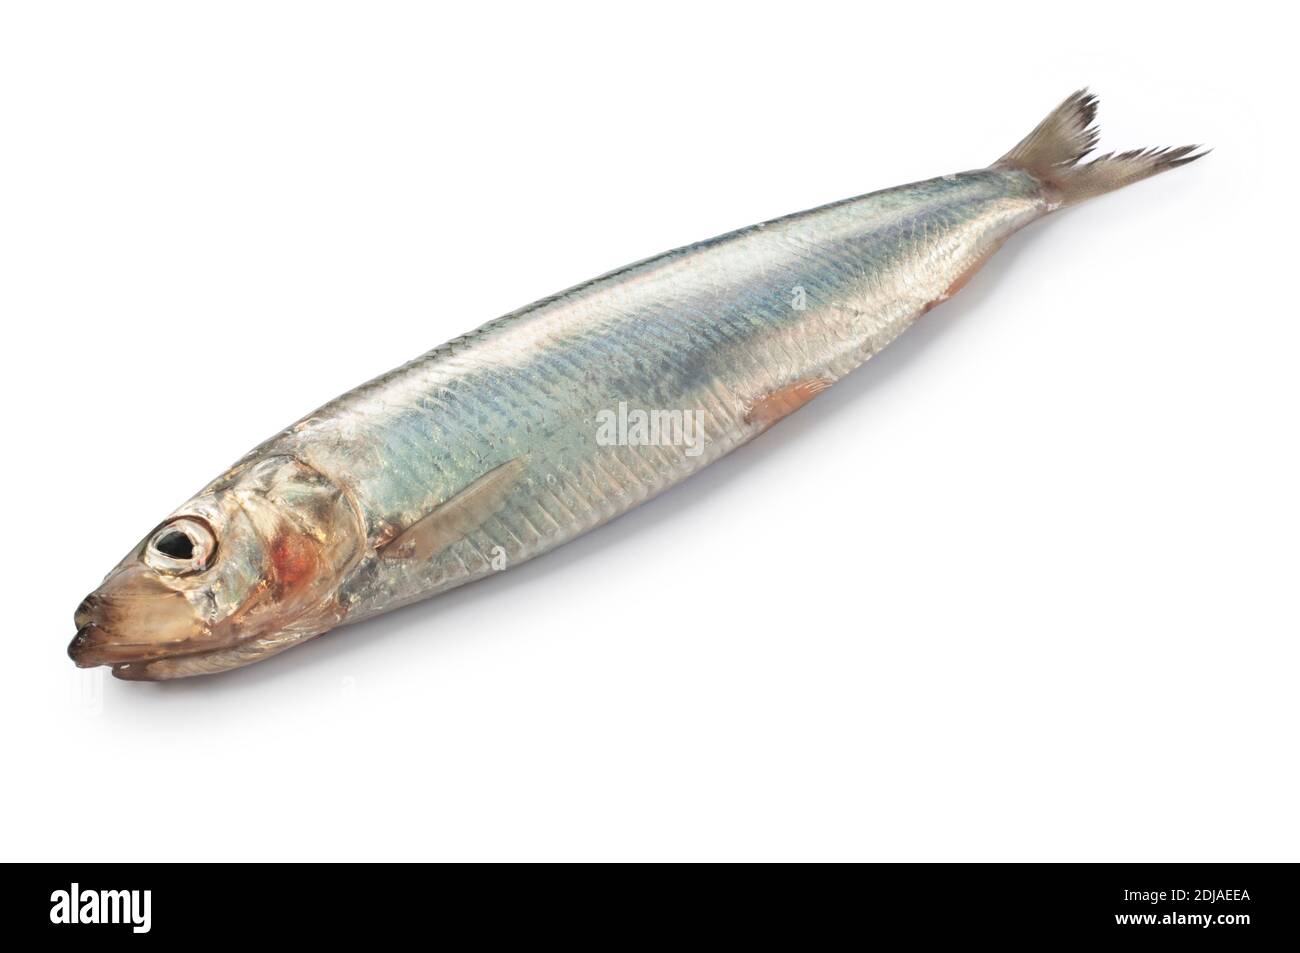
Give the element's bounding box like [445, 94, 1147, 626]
[995, 89, 1207, 205]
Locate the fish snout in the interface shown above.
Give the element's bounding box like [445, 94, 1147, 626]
[74, 595, 98, 630]
[70, 595, 109, 666]
[67, 568, 211, 668]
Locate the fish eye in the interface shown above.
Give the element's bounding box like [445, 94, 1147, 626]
[144, 517, 216, 575]
[154, 530, 193, 560]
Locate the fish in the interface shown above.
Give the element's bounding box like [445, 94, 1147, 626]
[70, 89, 1205, 679]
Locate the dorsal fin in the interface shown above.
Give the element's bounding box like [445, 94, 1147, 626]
[380, 458, 525, 561]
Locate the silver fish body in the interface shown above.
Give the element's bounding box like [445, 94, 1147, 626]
[69, 90, 1203, 678]
[299, 172, 1046, 609]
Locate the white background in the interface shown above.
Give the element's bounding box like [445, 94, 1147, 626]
[1, 1, 1295, 862]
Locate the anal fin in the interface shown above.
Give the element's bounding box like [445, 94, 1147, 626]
[380, 458, 525, 562]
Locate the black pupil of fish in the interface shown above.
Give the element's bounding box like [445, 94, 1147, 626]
[155, 530, 194, 560]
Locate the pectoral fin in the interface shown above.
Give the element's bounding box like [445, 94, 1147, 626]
[380, 458, 525, 561]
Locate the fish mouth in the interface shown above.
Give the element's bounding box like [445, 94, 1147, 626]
[67, 624, 224, 678]
[67, 624, 149, 668]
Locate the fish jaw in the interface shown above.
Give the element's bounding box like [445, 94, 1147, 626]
[68, 627, 231, 678]
[68, 624, 187, 668]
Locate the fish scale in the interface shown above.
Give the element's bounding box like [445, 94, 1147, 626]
[265, 171, 1049, 626]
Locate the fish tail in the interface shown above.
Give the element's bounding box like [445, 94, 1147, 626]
[995, 89, 1207, 205]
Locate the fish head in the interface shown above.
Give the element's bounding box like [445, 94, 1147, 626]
[69, 454, 363, 676]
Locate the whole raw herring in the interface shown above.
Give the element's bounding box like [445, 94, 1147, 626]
[71, 90, 1204, 679]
